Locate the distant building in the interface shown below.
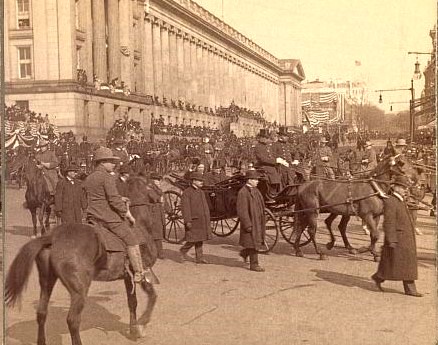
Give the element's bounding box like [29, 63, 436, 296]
[4, 0, 305, 139]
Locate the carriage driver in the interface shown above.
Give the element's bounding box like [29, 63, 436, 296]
[35, 139, 59, 196]
[83, 147, 148, 283]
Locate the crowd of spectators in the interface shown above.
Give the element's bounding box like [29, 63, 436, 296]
[5, 104, 50, 124]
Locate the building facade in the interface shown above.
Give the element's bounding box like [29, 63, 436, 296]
[4, 0, 305, 139]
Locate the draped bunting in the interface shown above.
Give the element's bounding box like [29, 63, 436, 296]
[5, 120, 59, 149]
[301, 92, 345, 126]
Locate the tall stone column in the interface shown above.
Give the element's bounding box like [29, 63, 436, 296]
[107, 0, 120, 82]
[208, 48, 215, 109]
[152, 19, 163, 97]
[92, 0, 107, 81]
[144, 16, 154, 95]
[212, 50, 219, 108]
[168, 27, 178, 102]
[190, 37, 198, 105]
[119, 0, 131, 88]
[136, 2, 145, 93]
[196, 40, 204, 108]
[202, 44, 210, 109]
[161, 24, 170, 100]
[176, 30, 185, 101]
[183, 34, 192, 102]
[83, 0, 93, 79]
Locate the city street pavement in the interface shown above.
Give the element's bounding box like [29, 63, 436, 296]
[3, 186, 437, 345]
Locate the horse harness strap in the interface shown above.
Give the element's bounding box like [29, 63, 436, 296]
[346, 179, 359, 216]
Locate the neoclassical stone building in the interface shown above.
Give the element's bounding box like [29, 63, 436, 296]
[4, 0, 305, 138]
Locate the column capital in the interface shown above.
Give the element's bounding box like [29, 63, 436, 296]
[202, 42, 209, 50]
[183, 33, 191, 41]
[152, 17, 162, 27]
[196, 39, 203, 47]
[190, 35, 197, 44]
[161, 22, 170, 31]
[176, 29, 184, 38]
[168, 26, 177, 35]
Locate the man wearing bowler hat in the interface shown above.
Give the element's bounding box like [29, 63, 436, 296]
[371, 175, 423, 297]
[314, 137, 335, 179]
[236, 170, 266, 272]
[83, 147, 149, 284]
[55, 163, 87, 224]
[180, 171, 212, 264]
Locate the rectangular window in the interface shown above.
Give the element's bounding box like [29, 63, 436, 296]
[76, 46, 81, 70]
[18, 46, 32, 79]
[17, 0, 30, 29]
[16, 100, 29, 109]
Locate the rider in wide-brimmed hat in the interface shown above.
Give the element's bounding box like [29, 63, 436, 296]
[35, 138, 59, 195]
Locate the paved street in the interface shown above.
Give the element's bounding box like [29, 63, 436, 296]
[4, 186, 437, 345]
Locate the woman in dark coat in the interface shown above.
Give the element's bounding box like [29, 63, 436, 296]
[236, 170, 266, 272]
[143, 173, 166, 259]
[371, 175, 422, 297]
[54, 164, 87, 224]
[180, 172, 211, 264]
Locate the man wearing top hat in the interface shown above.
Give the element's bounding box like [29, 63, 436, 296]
[254, 129, 284, 195]
[201, 136, 214, 171]
[313, 137, 335, 179]
[371, 175, 423, 297]
[55, 164, 87, 224]
[35, 139, 59, 196]
[272, 126, 295, 187]
[236, 170, 266, 272]
[180, 171, 212, 264]
[83, 147, 149, 284]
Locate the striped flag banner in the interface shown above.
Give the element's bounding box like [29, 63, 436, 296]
[319, 92, 337, 103]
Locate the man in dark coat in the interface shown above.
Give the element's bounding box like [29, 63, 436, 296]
[143, 173, 166, 259]
[115, 164, 131, 198]
[35, 139, 59, 196]
[180, 171, 212, 264]
[371, 175, 423, 297]
[236, 170, 266, 272]
[54, 164, 87, 224]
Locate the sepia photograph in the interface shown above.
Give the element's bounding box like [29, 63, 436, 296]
[2, 0, 437, 344]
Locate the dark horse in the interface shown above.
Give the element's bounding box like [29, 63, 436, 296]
[23, 153, 54, 237]
[5, 178, 158, 345]
[292, 156, 410, 261]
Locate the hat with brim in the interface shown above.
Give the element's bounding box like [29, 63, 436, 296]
[320, 138, 329, 143]
[245, 170, 261, 180]
[395, 138, 407, 146]
[391, 175, 410, 188]
[93, 147, 121, 162]
[190, 171, 204, 181]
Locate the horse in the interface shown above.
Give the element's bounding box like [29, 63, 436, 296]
[23, 153, 54, 237]
[291, 155, 408, 261]
[5, 177, 159, 345]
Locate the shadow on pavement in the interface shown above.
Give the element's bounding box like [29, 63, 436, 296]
[6, 296, 130, 345]
[311, 269, 401, 294]
[162, 248, 246, 269]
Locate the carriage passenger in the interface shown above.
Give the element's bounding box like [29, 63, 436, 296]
[83, 147, 149, 283]
[35, 139, 59, 196]
[179, 172, 212, 264]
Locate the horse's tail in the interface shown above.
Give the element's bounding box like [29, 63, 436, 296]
[5, 235, 52, 307]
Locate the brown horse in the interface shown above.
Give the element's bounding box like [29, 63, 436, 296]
[23, 153, 53, 237]
[292, 156, 409, 261]
[5, 178, 159, 345]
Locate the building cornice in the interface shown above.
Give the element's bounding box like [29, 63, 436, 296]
[152, 0, 303, 81]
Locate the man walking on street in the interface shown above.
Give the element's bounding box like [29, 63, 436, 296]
[236, 170, 266, 272]
[180, 172, 212, 264]
[371, 175, 423, 297]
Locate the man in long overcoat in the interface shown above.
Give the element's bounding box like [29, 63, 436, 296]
[236, 170, 266, 272]
[35, 139, 59, 196]
[54, 164, 87, 224]
[143, 173, 166, 259]
[180, 172, 212, 264]
[371, 175, 423, 297]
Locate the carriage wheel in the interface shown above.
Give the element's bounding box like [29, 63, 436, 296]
[163, 190, 185, 244]
[211, 217, 240, 237]
[259, 208, 279, 254]
[279, 213, 312, 247]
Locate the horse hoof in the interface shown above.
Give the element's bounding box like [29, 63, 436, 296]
[136, 325, 147, 338]
[319, 254, 328, 260]
[326, 242, 334, 250]
[295, 251, 304, 257]
[348, 248, 358, 255]
[356, 246, 370, 254]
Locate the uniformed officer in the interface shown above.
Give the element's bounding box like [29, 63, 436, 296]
[314, 137, 335, 179]
[111, 138, 130, 168]
[127, 135, 140, 155]
[35, 139, 59, 196]
[83, 147, 148, 283]
[272, 127, 294, 187]
[201, 136, 214, 171]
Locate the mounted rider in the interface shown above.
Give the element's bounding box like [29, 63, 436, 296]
[362, 141, 389, 198]
[83, 147, 148, 283]
[35, 139, 59, 196]
[313, 137, 335, 179]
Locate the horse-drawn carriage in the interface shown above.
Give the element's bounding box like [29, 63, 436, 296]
[162, 171, 311, 253]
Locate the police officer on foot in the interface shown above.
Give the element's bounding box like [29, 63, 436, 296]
[180, 171, 212, 264]
[236, 170, 266, 272]
[371, 175, 423, 297]
[83, 147, 149, 284]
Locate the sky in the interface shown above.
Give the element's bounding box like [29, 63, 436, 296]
[194, 0, 436, 112]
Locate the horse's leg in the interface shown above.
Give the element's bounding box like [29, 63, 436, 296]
[38, 207, 45, 236]
[123, 275, 139, 337]
[307, 213, 327, 260]
[30, 208, 38, 237]
[338, 215, 357, 254]
[136, 281, 157, 338]
[324, 213, 337, 250]
[61, 270, 92, 345]
[35, 249, 57, 345]
[292, 213, 306, 257]
[357, 213, 380, 261]
[44, 204, 51, 230]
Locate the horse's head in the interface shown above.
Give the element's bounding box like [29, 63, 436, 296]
[372, 154, 419, 185]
